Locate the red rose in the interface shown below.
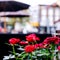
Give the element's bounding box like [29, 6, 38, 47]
[24, 45, 35, 53]
[50, 37, 60, 44]
[9, 38, 20, 45]
[16, 38, 20, 43]
[43, 37, 60, 45]
[34, 44, 39, 49]
[39, 43, 44, 48]
[36, 37, 40, 41]
[43, 37, 50, 45]
[19, 41, 28, 45]
[39, 43, 47, 48]
[50, 37, 58, 42]
[55, 40, 59, 44]
[26, 34, 40, 42]
[57, 46, 60, 50]
[26, 34, 36, 42]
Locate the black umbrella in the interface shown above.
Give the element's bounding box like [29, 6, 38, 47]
[0, 1, 30, 12]
[0, 10, 29, 17]
[0, 1, 30, 33]
[1, 15, 29, 17]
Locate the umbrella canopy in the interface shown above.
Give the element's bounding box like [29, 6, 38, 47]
[0, 10, 29, 17]
[0, 1, 30, 12]
[0, 1, 30, 33]
[1, 15, 29, 17]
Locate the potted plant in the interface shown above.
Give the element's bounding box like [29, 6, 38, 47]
[3, 34, 60, 60]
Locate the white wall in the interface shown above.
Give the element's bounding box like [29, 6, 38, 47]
[29, 5, 39, 23]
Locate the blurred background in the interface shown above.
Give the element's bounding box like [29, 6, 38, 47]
[0, 0, 60, 34]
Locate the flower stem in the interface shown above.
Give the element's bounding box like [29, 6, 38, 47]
[12, 45, 17, 60]
[30, 53, 32, 60]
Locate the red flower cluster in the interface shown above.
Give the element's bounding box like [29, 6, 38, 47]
[39, 43, 47, 48]
[24, 45, 35, 53]
[34, 43, 47, 49]
[9, 34, 60, 53]
[24, 34, 40, 52]
[43, 37, 50, 45]
[43, 37, 60, 45]
[26, 34, 40, 42]
[9, 38, 20, 45]
[50, 37, 60, 44]
[8, 34, 40, 53]
[19, 41, 28, 45]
